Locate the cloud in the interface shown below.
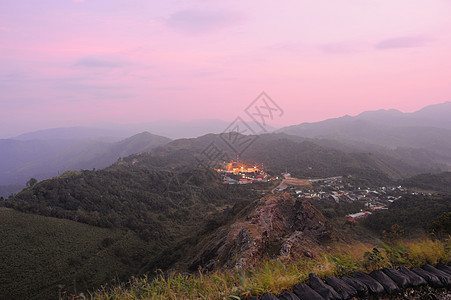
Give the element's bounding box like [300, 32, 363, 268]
[165, 9, 243, 34]
[266, 41, 364, 55]
[375, 36, 432, 49]
[0, 26, 11, 32]
[72, 0, 85, 2]
[266, 42, 307, 52]
[0, 72, 29, 82]
[320, 42, 364, 54]
[74, 56, 130, 68]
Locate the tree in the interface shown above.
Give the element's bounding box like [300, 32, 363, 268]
[431, 212, 451, 236]
[26, 178, 38, 188]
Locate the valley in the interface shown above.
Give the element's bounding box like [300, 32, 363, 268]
[3, 2, 451, 298]
[1, 128, 450, 299]
[1, 103, 451, 299]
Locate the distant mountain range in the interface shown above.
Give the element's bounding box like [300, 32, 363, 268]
[278, 101, 451, 169]
[0, 132, 171, 196]
[3, 106, 451, 298]
[112, 132, 442, 187]
[2, 102, 451, 299]
[2, 102, 450, 197]
[11, 119, 276, 141]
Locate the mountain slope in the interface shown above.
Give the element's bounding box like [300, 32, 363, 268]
[353, 101, 451, 129]
[1, 165, 259, 298]
[408, 101, 451, 129]
[13, 126, 126, 141]
[278, 102, 451, 169]
[125, 133, 433, 185]
[65, 132, 172, 171]
[188, 193, 334, 271]
[10, 119, 269, 141]
[281, 119, 451, 154]
[0, 132, 171, 196]
[399, 172, 451, 194]
[0, 207, 150, 300]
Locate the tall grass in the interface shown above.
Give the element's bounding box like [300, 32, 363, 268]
[88, 238, 450, 300]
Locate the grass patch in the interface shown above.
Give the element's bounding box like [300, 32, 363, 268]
[0, 208, 150, 300]
[89, 238, 450, 300]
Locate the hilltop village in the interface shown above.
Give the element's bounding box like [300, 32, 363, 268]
[215, 159, 413, 223]
[286, 175, 408, 223]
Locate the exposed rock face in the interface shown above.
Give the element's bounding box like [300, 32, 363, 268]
[189, 193, 333, 271]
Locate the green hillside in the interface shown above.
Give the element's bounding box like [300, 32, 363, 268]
[400, 172, 451, 194]
[0, 208, 149, 300]
[362, 194, 451, 236]
[5, 168, 257, 241]
[2, 166, 259, 298]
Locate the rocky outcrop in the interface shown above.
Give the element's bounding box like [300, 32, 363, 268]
[189, 193, 333, 271]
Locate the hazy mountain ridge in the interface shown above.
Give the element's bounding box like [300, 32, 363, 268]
[278, 102, 451, 169]
[3, 101, 449, 197]
[12, 127, 126, 141]
[5, 132, 434, 239]
[354, 101, 451, 129]
[114, 133, 422, 185]
[10, 119, 267, 141]
[0, 132, 171, 196]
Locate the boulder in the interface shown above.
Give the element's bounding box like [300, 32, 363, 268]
[398, 266, 427, 287]
[369, 270, 399, 294]
[411, 267, 443, 288]
[325, 276, 357, 299]
[309, 273, 341, 300]
[422, 264, 451, 287]
[293, 283, 325, 300]
[436, 264, 451, 275]
[261, 292, 279, 300]
[351, 271, 385, 294]
[278, 291, 301, 300]
[382, 268, 410, 288]
[341, 275, 369, 298]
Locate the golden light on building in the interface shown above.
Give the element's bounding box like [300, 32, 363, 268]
[223, 160, 260, 174]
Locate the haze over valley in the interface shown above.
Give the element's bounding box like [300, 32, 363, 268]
[1, 1, 451, 299]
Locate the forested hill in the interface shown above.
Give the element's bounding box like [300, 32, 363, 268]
[1, 163, 259, 299]
[4, 132, 438, 231]
[116, 132, 432, 185]
[4, 167, 256, 241]
[399, 172, 451, 194]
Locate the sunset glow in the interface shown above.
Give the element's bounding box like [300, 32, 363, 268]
[1, 0, 451, 137]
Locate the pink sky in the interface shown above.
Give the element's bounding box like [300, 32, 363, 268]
[1, 0, 451, 138]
